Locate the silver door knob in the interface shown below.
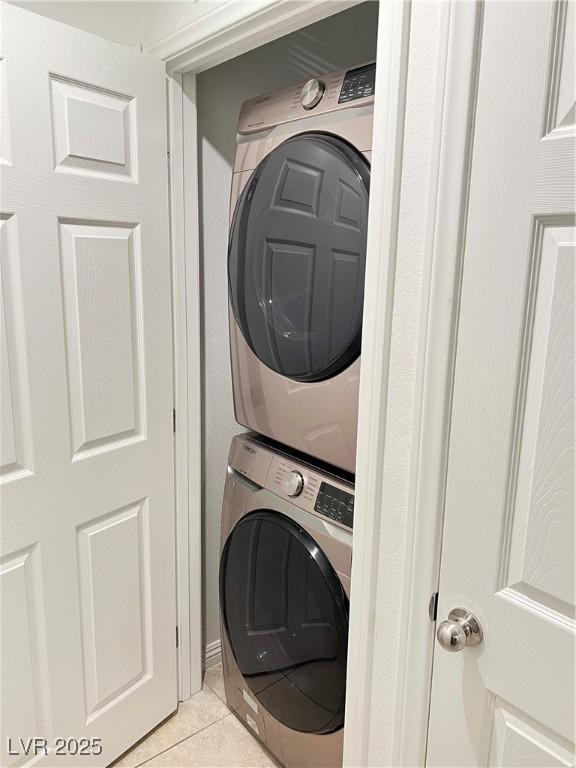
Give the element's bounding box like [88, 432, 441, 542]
[437, 608, 483, 652]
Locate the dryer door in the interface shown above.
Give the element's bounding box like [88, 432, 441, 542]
[220, 510, 349, 734]
[228, 132, 369, 383]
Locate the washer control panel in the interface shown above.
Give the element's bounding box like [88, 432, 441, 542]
[314, 482, 354, 528]
[228, 435, 355, 531]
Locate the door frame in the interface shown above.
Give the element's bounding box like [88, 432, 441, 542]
[162, 2, 480, 765]
[162, 0, 364, 703]
[344, 3, 483, 765]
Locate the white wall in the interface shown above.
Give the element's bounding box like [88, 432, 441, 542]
[193, 1, 379, 653]
[7, 1, 227, 51]
[140, 1, 222, 51]
[7, 1, 144, 46]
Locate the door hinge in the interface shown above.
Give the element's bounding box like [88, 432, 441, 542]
[173, 408, 176, 433]
[167, 150, 171, 185]
[176, 626, 179, 648]
[429, 592, 439, 622]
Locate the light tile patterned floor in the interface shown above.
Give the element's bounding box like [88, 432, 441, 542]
[115, 663, 276, 768]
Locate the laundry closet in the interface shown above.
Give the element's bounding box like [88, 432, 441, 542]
[6, 1, 572, 766]
[186, 7, 378, 764]
[190, 0, 378, 672]
[2, 2, 380, 764]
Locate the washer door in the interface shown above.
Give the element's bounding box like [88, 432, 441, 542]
[228, 132, 370, 383]
[220, 510, 349, 734]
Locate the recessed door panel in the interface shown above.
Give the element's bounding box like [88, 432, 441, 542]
[506, 224, 574, 615]
[50, 75, 136, 181]
[0, 213, 31, 480]
[59, 221, 143, 458]
[488, 704, 574, 768]
[0, 546, 50, 767]
[77, 501, 151, 720]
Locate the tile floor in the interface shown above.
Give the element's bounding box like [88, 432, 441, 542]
[115, 663, 278, 767]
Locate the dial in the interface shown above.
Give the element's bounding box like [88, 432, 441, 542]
[282, 470, 305, 497]
[300, 78, 325, 110]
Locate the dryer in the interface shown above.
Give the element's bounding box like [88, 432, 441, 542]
[219, 433, 354, 768]
[228, 63, 375, 473]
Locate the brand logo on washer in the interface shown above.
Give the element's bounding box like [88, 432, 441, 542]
[241, 443, 256, 455]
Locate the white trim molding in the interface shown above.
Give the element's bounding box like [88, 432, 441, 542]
[168, 71, 204, 700]
[342, 1, 412, 764]
[393, 5, 483, 763]
[166, 0, 373, 706]
[148, 0, 361, 75]
[167, 72, 193, 703]
[204, 640, 222, 670]
[344, 2, 483, 766]
[182, 71, 204, 697]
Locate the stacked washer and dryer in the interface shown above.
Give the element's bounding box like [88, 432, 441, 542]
[219, 62, 375, 768]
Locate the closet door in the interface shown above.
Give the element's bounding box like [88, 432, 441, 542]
[228, 133, 370, 382]
[1, 5, 176, 764]
[426, 2, 575, 765]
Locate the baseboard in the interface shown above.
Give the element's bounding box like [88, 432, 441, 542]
[203, 639, 222, 669]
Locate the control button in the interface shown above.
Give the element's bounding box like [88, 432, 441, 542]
[282, 470, 305, 498]
[300, 79, 325, 110]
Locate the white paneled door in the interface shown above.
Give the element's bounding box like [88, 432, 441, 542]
[1, 4, 176, 765]
[427, 2, 574, 766]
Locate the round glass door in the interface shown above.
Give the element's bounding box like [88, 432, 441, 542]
[220, 511, 349, 734]
[228, 132, 370, 382]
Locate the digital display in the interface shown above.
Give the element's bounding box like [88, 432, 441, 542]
[314, 482, 354, 528]
[338, 62, 376, 104]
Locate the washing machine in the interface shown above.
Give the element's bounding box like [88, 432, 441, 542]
[219, 433, 354, 768]
[228, 63, 375, 473]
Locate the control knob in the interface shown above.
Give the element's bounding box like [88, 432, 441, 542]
[300, 78, 325, 110]
[282, 470, 305, 497]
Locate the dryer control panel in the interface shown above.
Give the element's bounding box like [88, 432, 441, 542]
[237, 61, 375, 135]
[228, 435, 354, 531]
[338, 62, 376, 104]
